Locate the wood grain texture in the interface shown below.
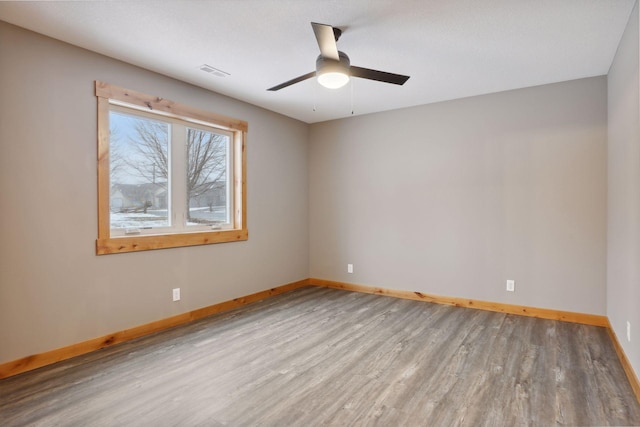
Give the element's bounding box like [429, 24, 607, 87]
[310, 278, 609, 326]
[95, 81, 248, 132]
[96, 95, 110, 239]
[96, 229, 249, 254]
[1, 286, 638, 426]
[0, 280, 309, 379]
[235, 130, 247, 230]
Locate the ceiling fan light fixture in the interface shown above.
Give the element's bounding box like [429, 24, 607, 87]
[318, 71, 350, 89]
[316, 52, 350, 89]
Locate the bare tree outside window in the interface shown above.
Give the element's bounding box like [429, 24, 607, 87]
[126, 120, 170, 187]
[109, 113, 169, 229]
[186, 128, 228, 225]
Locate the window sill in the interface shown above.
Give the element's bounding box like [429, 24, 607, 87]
[96, 229, 248, 255]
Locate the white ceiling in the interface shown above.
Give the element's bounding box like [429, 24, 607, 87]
[0, 0, 635, 123]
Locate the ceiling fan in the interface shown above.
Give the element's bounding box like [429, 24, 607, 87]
[267, 22, 410, 91]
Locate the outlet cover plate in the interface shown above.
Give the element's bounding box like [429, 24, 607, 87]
[506, 280, 515, 292]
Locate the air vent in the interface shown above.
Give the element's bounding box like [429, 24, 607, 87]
[199, 64, 230, 78]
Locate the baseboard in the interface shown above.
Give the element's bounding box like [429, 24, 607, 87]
[606, 320, 640, 404]
[308, 278, 609, 327]
[0, 278, 311, 379]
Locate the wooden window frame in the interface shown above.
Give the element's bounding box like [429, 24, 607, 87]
[95, 81, 248, 255]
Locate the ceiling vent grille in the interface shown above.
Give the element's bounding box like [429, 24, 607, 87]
[199, 64, 230, 78]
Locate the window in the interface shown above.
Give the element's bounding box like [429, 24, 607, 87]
[96, 81, 247, 254]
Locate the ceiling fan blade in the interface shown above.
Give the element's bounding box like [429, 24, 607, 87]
[267, 71, 316, 91]
[311, 22, 340, 61]
[350, 66, 410, 85]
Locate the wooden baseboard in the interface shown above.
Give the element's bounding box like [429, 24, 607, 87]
[0, 279, 311, 379]
[606, 320, 640, 404]
[308, 278, 609, 327]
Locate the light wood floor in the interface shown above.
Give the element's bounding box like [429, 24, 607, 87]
[1, 286, 639, 426]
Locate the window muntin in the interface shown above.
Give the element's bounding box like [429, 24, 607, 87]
[96, 81, 248, 254]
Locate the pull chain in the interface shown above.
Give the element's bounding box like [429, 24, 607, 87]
[350, 79, 354, 115]
[313, 80, 317, 112]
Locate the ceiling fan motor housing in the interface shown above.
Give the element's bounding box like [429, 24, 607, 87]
[316, 51, 350, 75]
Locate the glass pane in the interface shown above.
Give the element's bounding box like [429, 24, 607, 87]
[109, 111, 170, 230]
[186, 127, 229, 227]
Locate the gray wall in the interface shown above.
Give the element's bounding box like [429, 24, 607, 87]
[309, 77, 608, 315]
[0, 22, 309, 364]
[2, 15, 635, 382]
[608, 1, 640, 379]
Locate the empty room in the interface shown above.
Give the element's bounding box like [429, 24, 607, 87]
[1, 0, 640, 425]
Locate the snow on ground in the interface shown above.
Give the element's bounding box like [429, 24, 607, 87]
[110, 207, 227, 229]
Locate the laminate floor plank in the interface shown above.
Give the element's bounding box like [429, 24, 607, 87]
[1, 286, 639, 426]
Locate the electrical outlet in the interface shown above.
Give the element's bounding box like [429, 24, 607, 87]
[172, 288, 181, 302]
[347, 264, 353, 274]
[506, 280, 515, 292]
[627, 321, 631, 342]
